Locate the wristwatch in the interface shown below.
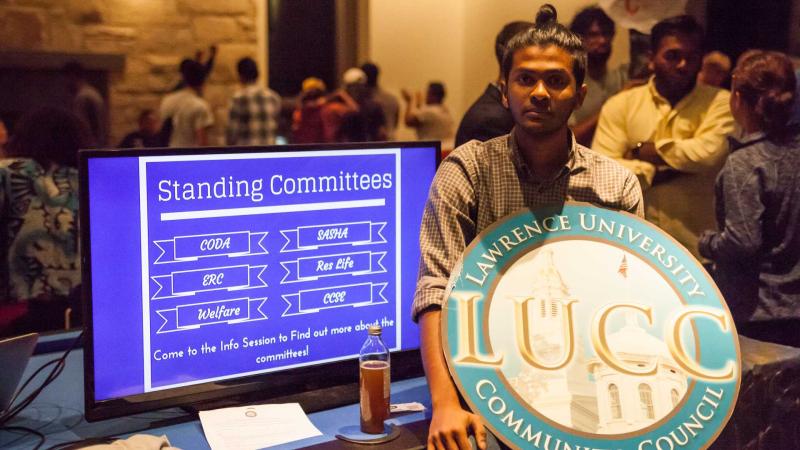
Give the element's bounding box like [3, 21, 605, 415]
[632, 141, 643, 159]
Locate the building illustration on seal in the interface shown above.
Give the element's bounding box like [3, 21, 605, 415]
[506, 250, 689, 434]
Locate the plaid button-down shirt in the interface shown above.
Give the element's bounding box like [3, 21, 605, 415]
[226, 85, 281, 146]
[411, 131, 644, 320]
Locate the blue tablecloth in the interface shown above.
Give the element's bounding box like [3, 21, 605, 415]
[0, 343, 431, 450]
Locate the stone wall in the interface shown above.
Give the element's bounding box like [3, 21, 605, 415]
[0, 0, 259, 145]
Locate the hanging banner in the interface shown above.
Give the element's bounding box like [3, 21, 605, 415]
[443, 203, 740, 450]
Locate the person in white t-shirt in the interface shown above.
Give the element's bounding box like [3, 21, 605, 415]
[160, 60, 214, 147]
[402, 82, 454, 150]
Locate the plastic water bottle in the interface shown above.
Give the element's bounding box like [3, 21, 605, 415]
[359, 325, 390, 434]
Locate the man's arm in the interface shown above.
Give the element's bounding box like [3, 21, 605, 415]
[202, 45, 217, 78]
[413, 151, 486, 450]
[332, 89, 359, 112]
[624, 141, 664, 166]
[402, 89, 421, 127]
[621, 172, 645, 218]
[419, 309, 486, 450]
[592, 93, 630, 160]
[593, 93, 659, 187]
[654, 91, 735, 173]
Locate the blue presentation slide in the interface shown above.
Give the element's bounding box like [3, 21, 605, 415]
[89, 148, 431, 400]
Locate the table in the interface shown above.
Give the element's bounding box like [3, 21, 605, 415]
[0, 335, 432, 450]
[3, 334, 800, 449]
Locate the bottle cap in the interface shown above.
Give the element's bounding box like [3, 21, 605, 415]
[368, 325, 382, 335]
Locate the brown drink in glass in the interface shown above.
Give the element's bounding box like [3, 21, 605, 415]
[359, 324, 390, 434]
[359, 359, 390, 433]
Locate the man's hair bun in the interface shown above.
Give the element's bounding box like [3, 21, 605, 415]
[535, 4, 558, 27]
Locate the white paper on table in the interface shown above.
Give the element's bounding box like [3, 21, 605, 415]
[199, 403, 323, 450]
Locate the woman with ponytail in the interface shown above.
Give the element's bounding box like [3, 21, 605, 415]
[699, 50, 800, 347]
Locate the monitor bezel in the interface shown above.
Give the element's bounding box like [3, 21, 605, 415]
[80, 141, 441, 422]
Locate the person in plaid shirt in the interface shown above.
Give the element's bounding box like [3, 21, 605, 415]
[414, 5, 642, 449]
[226, 57, 282, 146]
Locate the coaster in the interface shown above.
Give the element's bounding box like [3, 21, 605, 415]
[335, 423, 400, 444]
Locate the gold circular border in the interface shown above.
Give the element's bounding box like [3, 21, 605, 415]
[442, 204, 742, 449]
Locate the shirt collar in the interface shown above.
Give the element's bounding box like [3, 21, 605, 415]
[727, 130, 767, 152]
[646, 76, 661, 100]
[646, 76, 701, 110]
[508, 128, 587, 184]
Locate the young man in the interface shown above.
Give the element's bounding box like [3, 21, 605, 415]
[64, 61, 107, 147]
[320, 68, 363, 143]
[592, 15, 734, 259]
[455, 21, 532, 147]
[568, 6, 630, 146]
[160, 60, 215, 147]
[226, 57, 282, 146]
[412, 5, 643, 450]
[119, 109, 162, 148]
[402, 82, 455, 149]
[362, 62, 400, 140]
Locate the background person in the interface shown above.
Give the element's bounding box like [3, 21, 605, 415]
[226, 57, 282, 146]
[320, 68, 363, 143]
[172, 45, 217, 92]
[697, 50, 732, 88]
[568, 6, 630, 146]
[361, 62, 399, 140]
[0, 107, 87, 334]
[592, 15, 735, 259]
[64, 61, 107, 147]
[402, 82, 454, 149]
[455, 21, 533, 147]
[699, 50, 800, 347]
[119, 109, 162, 148]
[292, 77, 328, 144]
[160, 60, 215, 147]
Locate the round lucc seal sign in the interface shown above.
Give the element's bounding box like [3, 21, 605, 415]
[443, 203, 740, 450]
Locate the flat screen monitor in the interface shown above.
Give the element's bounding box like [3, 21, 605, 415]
[80, 142, 439, 421]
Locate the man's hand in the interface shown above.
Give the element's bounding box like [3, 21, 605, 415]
[427, 405, 486, 450]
